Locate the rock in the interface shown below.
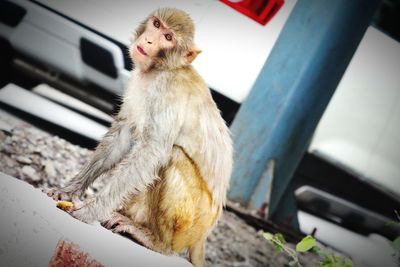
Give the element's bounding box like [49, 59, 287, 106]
[0, 131, 7, 142]
[3, 144, 16, 154]
[44, 161, 57, 178]
[0, 120, 13, 134]
[2, 155, 15, 168]
[16, 156, 32, 165]
[22, 166, 41, 182]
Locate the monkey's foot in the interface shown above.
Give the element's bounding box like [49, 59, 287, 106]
[104, 212, 158, 252]
[113, 224, 157, 252]
[103, 212, 132, 229]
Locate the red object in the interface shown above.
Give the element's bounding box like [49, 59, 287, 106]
[220, 0, 284, 25]
[49, 240, 104, 267]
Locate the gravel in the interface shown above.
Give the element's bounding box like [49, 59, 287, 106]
[0, 109, 321, 267]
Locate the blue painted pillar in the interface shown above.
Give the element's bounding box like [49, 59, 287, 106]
[228, 0, 381, 226]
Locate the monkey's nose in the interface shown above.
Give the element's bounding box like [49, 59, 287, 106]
[145, 37, 152, 44]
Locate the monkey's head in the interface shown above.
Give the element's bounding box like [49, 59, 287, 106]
[130, 8, 201, 72]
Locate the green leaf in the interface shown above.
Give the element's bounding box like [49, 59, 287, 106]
[321, 261, 333, 267]
[343, 258, 354, 267]
[321, 255, 333, 266]
[273, 242, 284, 252]
[392, 236, 400, 251]
[332, 255, 341, 262]
[296, 235, 317, 252]
[320, 254, 353, 267]
[263, 232, 285, 253]
[263, 232, 274, 241]
[288, 259, 298, 266]
[275, 233, 286, 245]
[311, 245, 321, 254]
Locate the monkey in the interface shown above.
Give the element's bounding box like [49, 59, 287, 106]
[46, 8, 232, 267]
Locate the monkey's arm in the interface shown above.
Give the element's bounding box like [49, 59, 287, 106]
[71, 101, 186, 223]
[60, 120, 133, 196]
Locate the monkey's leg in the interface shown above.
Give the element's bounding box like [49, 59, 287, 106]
[68, 102, 184, 223]
[46, 122, 133, 200]
[105, 212, 160, 253]
[188, 238, 206, 267]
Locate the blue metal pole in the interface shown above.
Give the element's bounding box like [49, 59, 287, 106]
[228, 0, 381, 226]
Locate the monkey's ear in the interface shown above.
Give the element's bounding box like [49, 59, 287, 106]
[185, 46, 202, 64]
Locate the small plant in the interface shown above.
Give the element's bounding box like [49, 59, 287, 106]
[263, 232, 301, 266]
[262, 232, 353, 267]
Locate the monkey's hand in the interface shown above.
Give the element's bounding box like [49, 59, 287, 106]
[44, 187, 80, 202]
[69, 198, 110, 224]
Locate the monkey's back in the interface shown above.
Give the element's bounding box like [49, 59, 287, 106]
[122, 145, 220, 253]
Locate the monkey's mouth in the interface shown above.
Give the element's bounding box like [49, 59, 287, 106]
[137, 45, 148, 56]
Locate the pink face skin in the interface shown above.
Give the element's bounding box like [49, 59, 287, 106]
[131, 16, 176, 71]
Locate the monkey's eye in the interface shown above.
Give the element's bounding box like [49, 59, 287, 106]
[153, 19, 160, 28]
[165, 33, 173, 41]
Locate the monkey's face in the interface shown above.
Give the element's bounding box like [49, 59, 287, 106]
[131, 16, 176, 71]
[131, 8, 201, 72]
